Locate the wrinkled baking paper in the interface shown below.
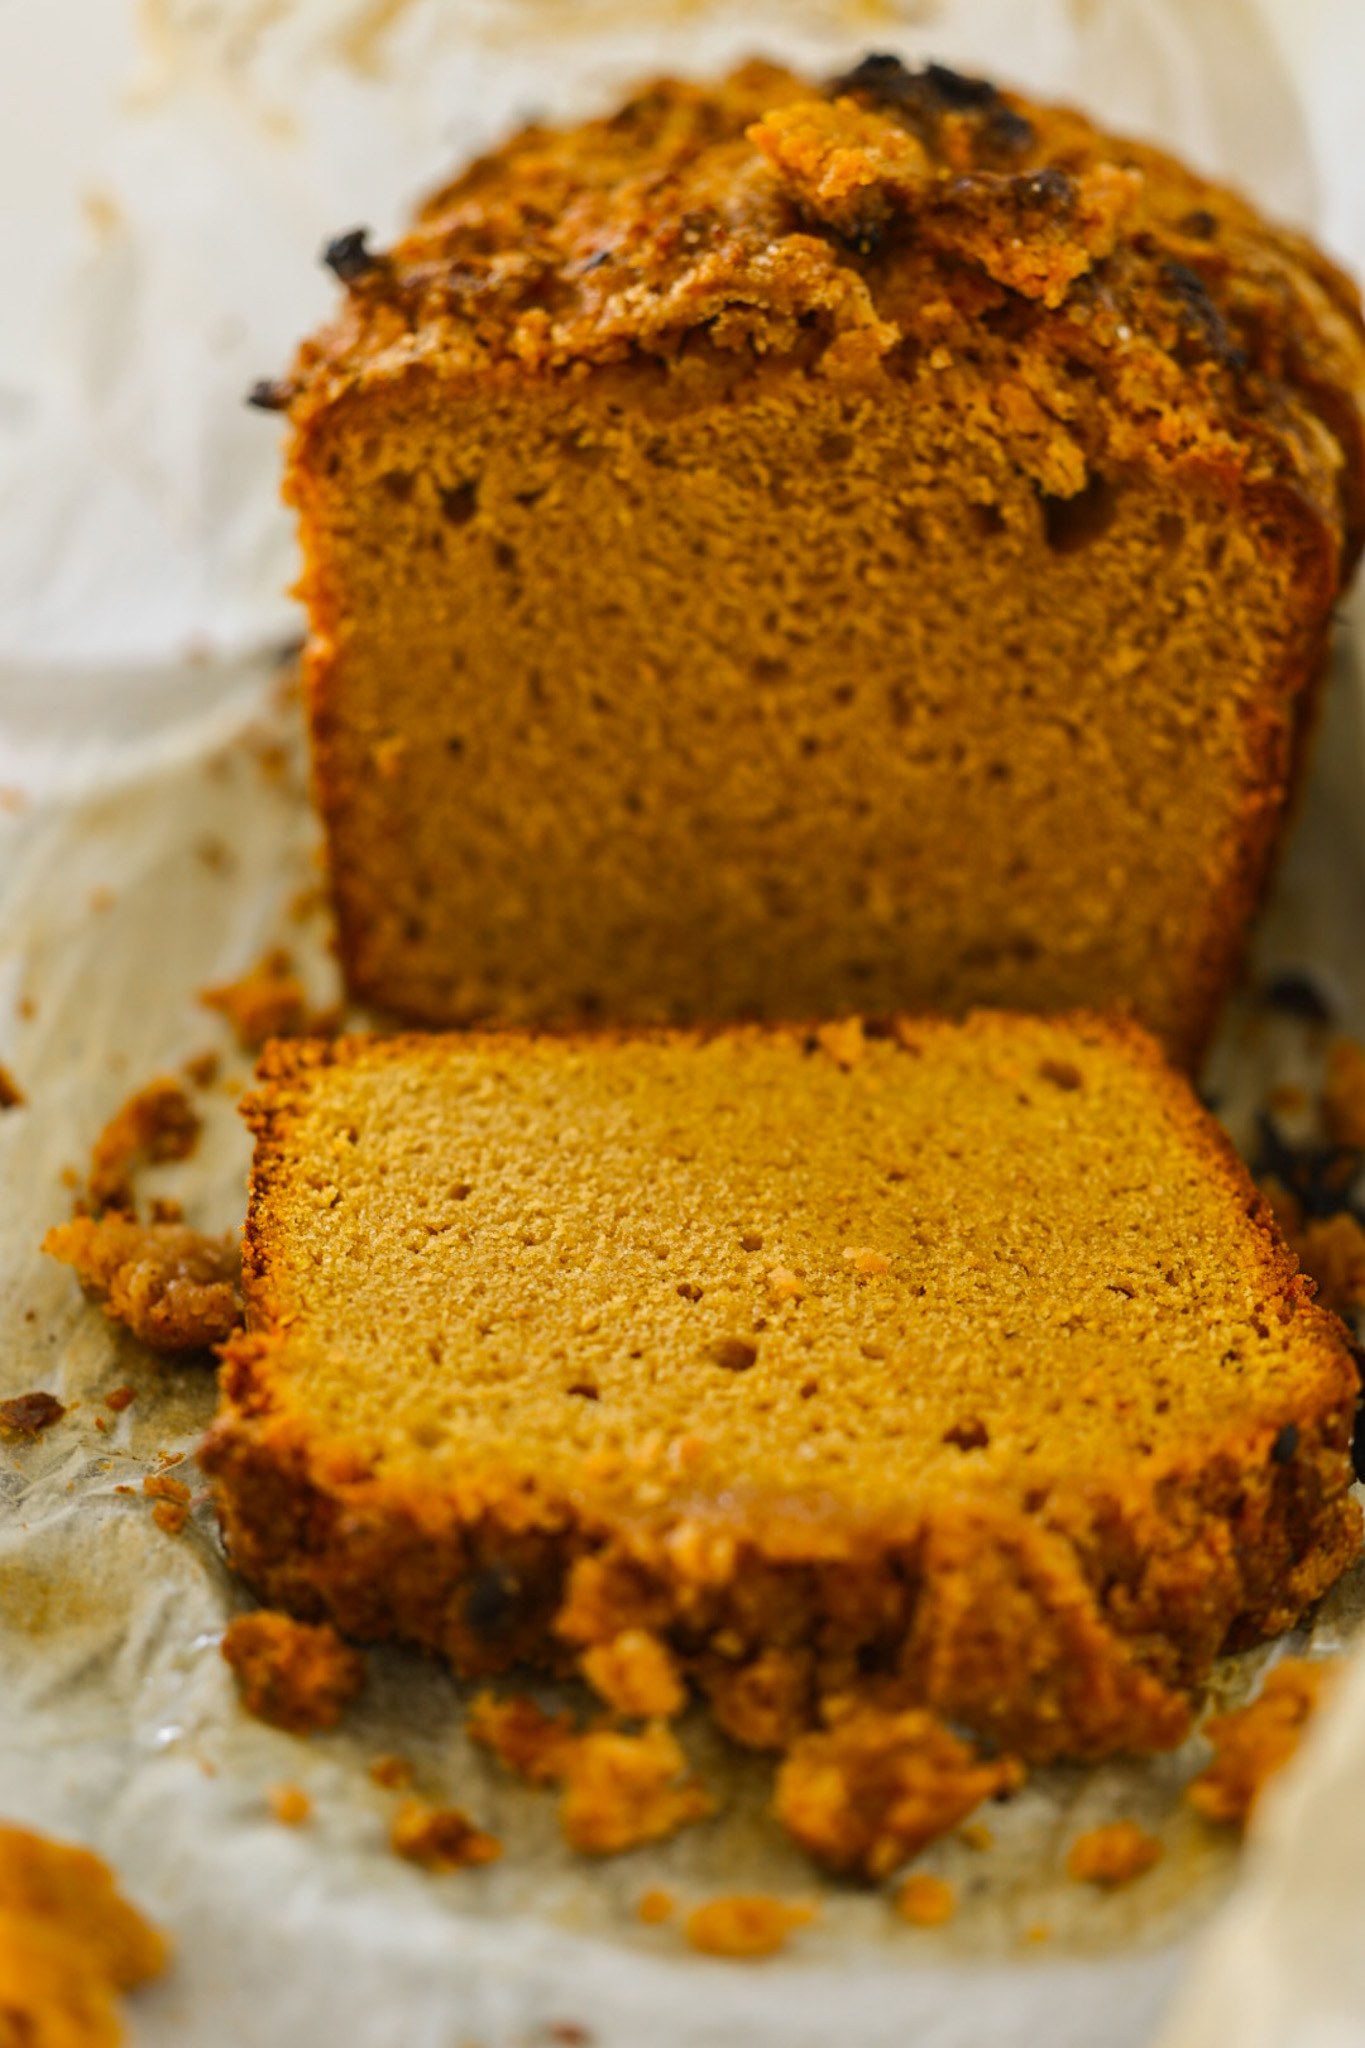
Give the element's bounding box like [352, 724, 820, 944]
[2, 4, 1365, 2045]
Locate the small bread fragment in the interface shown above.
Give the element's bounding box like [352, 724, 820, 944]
[220, 1611, 365, 1734]
[87, 1078, 199, 1215]
[774, 1706, 1022, 1879]
[1066, 1820, 1163, 1887]
[557, 1725, 712, 1857]
[44, 1214, 241, 1353]
[685, 1895, 813, 1960]
[0, 1822, 166, 2047]
[389, 1800, 500, 1872]
[1186, 1657, 1338, 1829]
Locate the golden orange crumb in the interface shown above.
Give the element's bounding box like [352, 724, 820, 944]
[0, 1063, 24, 1110]
[559, 1724, 713, 1856]
[17, 995, 35, 1020]
[105, 1386, 136, 1412]
[1066, 1821, 1163, 1887]
[59, 1165, 81, 1190]
[580, 1629, 685, 1719]
[959, 1822, 993, 1851]
[200, 947, 337, 1053]
[269, 1783, 312, 1826]
[44, 1212, 242, 1353]
[89, 887, 116, 913]
[94, 1415, 109, 1433]
[775, 1705, 1023, 1879]
[843, 1246, 890, 1274]
[1187, 1658, 1338, 1829]
[368, 1753, 414, 1790]
[1324, 1039, 1365, 1147]
[0, 1822, 167, 2043]
[895, 1874, 956, 1927]
[685, 1895, 813, 1960]
[467, 1693, 577, 1786]
[390, 1800, 501, 1871]
[86, 1075, 200, 1214]
[144, 1473, 191, 1505]
[765, 1265, 805, 1300]
[638, 1888, 674, 1925]
[221, 1610, 365, 1734]
[151, 1500, 190, 1536]
[1024, 1923, 1052, 1944]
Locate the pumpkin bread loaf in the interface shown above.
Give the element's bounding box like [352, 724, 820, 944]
[200, 1013, 1362, 1763]
[269, 58, 1365, 1067]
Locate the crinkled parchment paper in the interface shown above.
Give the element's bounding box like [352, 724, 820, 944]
[3, 5, 1365, 2044]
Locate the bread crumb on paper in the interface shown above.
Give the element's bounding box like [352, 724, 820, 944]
[221, 1611, 365, 1735]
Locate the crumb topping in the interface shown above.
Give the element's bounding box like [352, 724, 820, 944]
[44, 1213, 242, 1353]
[220, 1610, 365, 1734]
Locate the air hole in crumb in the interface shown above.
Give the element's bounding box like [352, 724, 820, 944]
[450, 1182, 472, 1200]
[1040, 474, 1118, 554]
[446, 735, 465, 757]
[440, 480, 478, 526]
[970, 502, 1006, 539]
[380, 470, 413, 503]
[942, 1418, 989, 1451]
[800, 735, 821, 757]
[567, 1382, 599, 1401]
[1157, 512, 1185, 549]
[493, 539, 518, 573]
[818, 431, 854, 465]
[1038, 1059, 1083, 1091]
[707, 1337, 758, 1373]
[676, 1281, 704, 1302]
[799, 1379, 819, 1399]
[752, 656, 789, 685]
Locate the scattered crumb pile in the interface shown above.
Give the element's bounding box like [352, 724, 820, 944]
[684, 1895, 814, 1960]
[200, 947, 337, 1054]
[1186, 1657, 1338, 1829]
[1259, 1036, 1365, 1325]
[775, 1706, 1023, 1879]
[0, 1822, 166, 2046]
[1066, 1820, 1163, 1887]
[221, 1610, 366, 1735]
[41, 1075, 242, 1353]
[469, 1694, 713, 1855]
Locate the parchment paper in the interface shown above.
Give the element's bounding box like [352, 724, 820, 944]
[3, 5, 1365, 2044]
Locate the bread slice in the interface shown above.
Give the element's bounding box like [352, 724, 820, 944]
[201, 1013, 1361, 1762]
[271, 59, 1365, 1066]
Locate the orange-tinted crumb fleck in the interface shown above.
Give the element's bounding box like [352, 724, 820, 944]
[580, 1629, 685, 1719]
[1066, 1821, 1163, 1887]
[94, 1415, 109, 1433]
[0, 1822, 167, 2043]
[638, 1887, 674, 1924]
[0, 1391, 66, 1436]
[0, 1063, 24, 1110]
[895, 1873, 956, 1926]
[467, 1693, 577, 1786]
[775, 1706, 1024, 1879]
[183, 1049, 222, 1090]
[200, 948, 337, 1053]
[1324, 1039, 1365, 1147]
[60, 1166, 81, 1191]
[959, 1822, 993, 1851]
[390, 1800, 501, 1871]
[87, 1077, 200, 1214]
[685, 1895, 813, 1959]
[704, 1647, 812, 1751]
[368, 1753, 414, 1790]
[148, 1197, 185, 1226]
[1290, 1212, 1365, 1318]
[1186, 1658, 1338, 1829]
[152, 1500, 190, 1536]
[89, 887, 116, 914]
[268, 1783, 312, 1826]
[1024, 1923, 1052, 1944]
[43, 1213, 242, 1352]
[559, 1724, 713, 1856]
[105, 1387, 136, 1412]
[221, 1611, 366, 1734]
[16, 995, 35, 1021]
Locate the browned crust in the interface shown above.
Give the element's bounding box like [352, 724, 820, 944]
[200, 1014, 1362, 1763]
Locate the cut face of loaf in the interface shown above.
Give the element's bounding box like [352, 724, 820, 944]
[201, 1014, 1362, 1762]
[281, 61, 1365, 1066]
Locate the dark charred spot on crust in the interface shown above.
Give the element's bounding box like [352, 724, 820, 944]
[1254, 1111, 1365, 1224]
[922, 62, 1000, 109]
[323, 228, 380, 284]
[1262, 970, 1335, 1026]
[1271, 1423, 1300, 1464]
[246, 378, 294, 413]
[1160, 259, 1247, 371]
[1016, 166, 1077, 214]
[464, 1563, 521, 1637]
[1179, 208, 1219, 240]
[0, 1390, 66, 1435]
[977, 102, 1036, 162]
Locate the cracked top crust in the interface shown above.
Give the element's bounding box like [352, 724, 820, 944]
[277, 55, 1365, 570]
